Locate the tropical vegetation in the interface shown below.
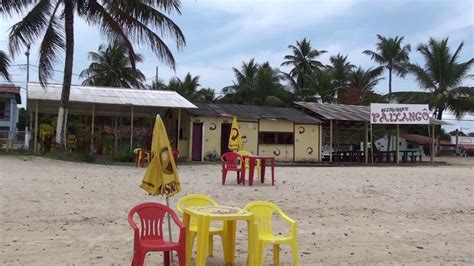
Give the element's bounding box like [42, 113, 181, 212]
[0, 50, 11, 81]
[363, 35, 411, 96]
[80, 43, 146, 88]
[2, 0, 185, 150]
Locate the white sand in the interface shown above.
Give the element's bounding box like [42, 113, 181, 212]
[1, 156, 473, 265]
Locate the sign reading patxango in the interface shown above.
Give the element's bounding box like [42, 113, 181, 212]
[370, 103, 430, 124]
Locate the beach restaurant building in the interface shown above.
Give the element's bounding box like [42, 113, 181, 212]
[27, 83, 196, 154]
[176, 103, 323, 162]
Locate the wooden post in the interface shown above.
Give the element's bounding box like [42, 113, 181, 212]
[430, 123, 435, 164]
[396, 124, 400, 164]
[329, 120, 333, 163]
[34, 100, 38, 153]
[114, 117, 118, 153]
[364, 121, 368, 164]
[370, 122, 374, 164]
[130, 105, 134, 150]
[90, 103, 95, 154]
[177, 108, 181, 154]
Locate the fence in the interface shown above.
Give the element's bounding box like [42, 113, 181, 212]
[0, 130, 30, 150]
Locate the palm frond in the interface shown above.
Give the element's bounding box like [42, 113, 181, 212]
[0, 50, 11, 81]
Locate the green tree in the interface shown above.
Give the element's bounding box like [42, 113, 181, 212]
[306, 69, 337, 103]
[391, 37, 474, 120]
[222, 60, 291, 106]
[194, 88, 216, 103]
[347, 66, 384, 105]
[327, 53, 355, 102]
[149, 78, 167, 90]
[0, 50, 11, 81]
[80, 43, 146, 88]
[3, 0, 185, 149]
[281, 38, 327, 76]
[363, 35, 411, 96]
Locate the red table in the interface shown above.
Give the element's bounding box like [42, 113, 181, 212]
[246, 155, 275, 186]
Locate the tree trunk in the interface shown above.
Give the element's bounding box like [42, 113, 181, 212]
[55, 1, 74, 151]
[388, 67, 392, 96]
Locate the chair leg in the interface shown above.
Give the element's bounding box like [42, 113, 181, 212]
[222, 169, 227, 185]
[258, 241, 265, 266]
[164, 251, 170, 266]
[186, 232, 196, 266]
[177, 248, 186, 266]
[291, 241, 299, 266]
[273, 244, 280, 266]
[136, 250, 146, 266]
[208, 235, 214, 256]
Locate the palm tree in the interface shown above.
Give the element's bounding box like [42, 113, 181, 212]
[327, 53, 355, 102]
[307, 69, 337, 103]
[0, 50, 11, 81]
[281, 38, 327, 76]
[391, 37, 474, 120]
[80, 43, 146, 88]
[363, 35, 411, 96]
[149, 78, 167, 90]
[222, 60, 291, 106]
[347, 66, 384, 105]
[167, 73, 204, 101]
[3, 0, 185, 149]
[281, 38, 327, 100]
[194, 88, 216, 103]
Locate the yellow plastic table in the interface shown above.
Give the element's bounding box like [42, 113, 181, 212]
[183, 205, 255, 266]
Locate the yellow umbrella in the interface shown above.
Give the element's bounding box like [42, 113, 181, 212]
[228, 116, 243, 151]
[141, 114, 181, 197]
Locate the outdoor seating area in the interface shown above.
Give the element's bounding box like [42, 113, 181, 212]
[129, 194, 298, 266]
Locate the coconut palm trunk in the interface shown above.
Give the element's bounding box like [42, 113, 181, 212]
[55, 1, 74, 150]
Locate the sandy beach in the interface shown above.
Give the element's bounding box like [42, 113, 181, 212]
[1, 155, 473, 265]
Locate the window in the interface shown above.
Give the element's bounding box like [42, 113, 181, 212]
[0, 102, 7, 119]
[259, 132, 294, 145]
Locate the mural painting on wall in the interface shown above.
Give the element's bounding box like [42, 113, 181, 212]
[242, 135, 248, 143]
[298, 127, 305, 134]
[209, 123, 217, 130]
[306, 147, 313, 154]
[103, 125, 152, 138]
[273, 148, 281, 156]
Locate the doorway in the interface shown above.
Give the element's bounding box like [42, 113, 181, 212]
[192, 123, 203, 161]
[221, 123, 231, 155]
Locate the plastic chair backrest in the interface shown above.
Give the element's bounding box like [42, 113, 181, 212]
[177, 194, 218, 215]
[244, 201, 283, 235]
[221, 152, 242, 169]
[128, 202, 176, 241]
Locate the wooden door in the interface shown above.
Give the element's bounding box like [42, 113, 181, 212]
[192, 123, 203, 161]
[221, 123, 231, 155]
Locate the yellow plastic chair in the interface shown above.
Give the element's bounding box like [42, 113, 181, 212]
[237, 150, 261, 179]
[177, 194, 225, 258]
[244, 201, 299, 266]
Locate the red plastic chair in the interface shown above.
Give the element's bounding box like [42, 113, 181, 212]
[172, 149, 179, 166]
[128, 202, 186, 266]
[221, 152, 244, 185]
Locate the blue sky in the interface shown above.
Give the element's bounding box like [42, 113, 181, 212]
[1, 0, 473, 132]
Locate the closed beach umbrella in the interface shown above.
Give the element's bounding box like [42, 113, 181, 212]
[228, 116, 243, 151]
[141, 114, 181, 197]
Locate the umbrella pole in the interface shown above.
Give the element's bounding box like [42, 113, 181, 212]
[166, 197, 174, 263]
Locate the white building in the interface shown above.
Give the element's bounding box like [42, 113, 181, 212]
[0, 85, 21, 146]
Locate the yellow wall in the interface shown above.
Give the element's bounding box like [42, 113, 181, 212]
[294, 124, 321, 162]
[259, 119, 293, 132]
[188, 114, 322, 162]
[258, 144, 294, 161]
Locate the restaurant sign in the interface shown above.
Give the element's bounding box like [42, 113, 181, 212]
[370, 103, 430, 124]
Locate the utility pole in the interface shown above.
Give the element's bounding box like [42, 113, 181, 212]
[25, 44, 31, 149]
[155, 66, 159, 89]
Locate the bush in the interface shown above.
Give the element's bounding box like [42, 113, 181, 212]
[80, 153, 96, 163]
[112, 149, 135, 162]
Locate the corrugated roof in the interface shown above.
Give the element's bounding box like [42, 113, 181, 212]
[28, 83, 196, 109]
[294, 102, 370, 121]
[187, 103, 322, 124]
[294, 101, 448, 125]
[0, 84, 21, 104]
